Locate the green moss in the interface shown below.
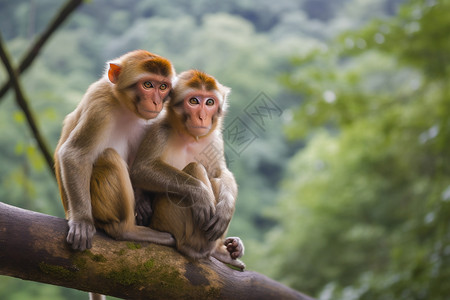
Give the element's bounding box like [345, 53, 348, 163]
[106, 265, 142, 286]
[38, 262, 76, 281]
[72, 253, 87, 270]
[143, 259, 155, 269]
[92, 253, 107, 262]
[115, 249, 127, 256]
[126, 242, 142, 250]
[106, 258, 155, 286]
[104, 257, 186, 289]
[81, 250, 107, 262]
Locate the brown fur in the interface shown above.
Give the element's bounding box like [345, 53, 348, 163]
[131, 70, 245, 269]
[184, 70, 218, 91]
[90, 148, 133, 233]
[113, 50, 174, 90]
[150, 163, 219, 259]
[141, 57, 173, 77]
[54, 50, 176, 252]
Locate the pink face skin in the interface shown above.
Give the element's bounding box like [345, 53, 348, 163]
[136, 75, 171, 119]
[183, 90, 219, 137]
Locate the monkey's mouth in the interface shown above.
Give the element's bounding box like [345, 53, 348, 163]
[189, 125, 210, 129]
[139, 108, 162, 120]
[187, 125, 211, 137]
[141, 109, 162, 116]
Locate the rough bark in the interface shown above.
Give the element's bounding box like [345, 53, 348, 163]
[0, 202, 314, 300]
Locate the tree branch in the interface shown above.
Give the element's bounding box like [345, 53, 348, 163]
[0, 202, 314, 300]
[0, 34, 55, 177]
[0, 0, 83, 101]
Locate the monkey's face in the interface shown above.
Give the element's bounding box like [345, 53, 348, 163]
[183, 90, 220, 137]
[135, 75, 172, 120]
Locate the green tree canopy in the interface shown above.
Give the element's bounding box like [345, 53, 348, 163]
[267, 0, 450, 298]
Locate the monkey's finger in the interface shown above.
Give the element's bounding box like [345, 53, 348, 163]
[227, 238, 239, 247]
[67, 229, 75, 245]
[135, 210, 147, 226]
[139, 201, 152, 215]
[86, 238, 92, 250]
[226, 241, 238, 252]
[206, 225, 225, 242]
[79, 224, 89, 251]
[71, 228, 82, 250]
[224, 237, 237, 246]
[204, 212, 222, 230]
[85, 225, 92, 250]
[203, 215, 218, 232]
[194, 207, 208, 229]
[205, 218, 228, 241]
[205, 227, 220, 241]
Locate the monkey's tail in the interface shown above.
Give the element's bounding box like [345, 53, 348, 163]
[89, 292, 105, 300]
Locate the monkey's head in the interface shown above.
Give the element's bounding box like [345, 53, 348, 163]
[106, 50, 176, 120]
[170, 70, 230, 138]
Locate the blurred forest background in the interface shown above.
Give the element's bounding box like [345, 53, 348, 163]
[1, 0, 449, 299]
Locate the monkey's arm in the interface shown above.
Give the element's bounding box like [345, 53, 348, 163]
[205, 163, 238, 241]
[57, 102, 112, 250]
[58, 141, 96, 250]
[131, 158, 216, 228]
[132, 125, 215, 206]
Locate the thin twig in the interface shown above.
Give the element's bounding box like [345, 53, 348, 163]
[0, 0, 83, 101]
[0, 34, 55, 178]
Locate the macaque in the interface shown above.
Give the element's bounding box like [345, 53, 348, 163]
[55, 50, 177, 251]
[131, 70, 245, 269]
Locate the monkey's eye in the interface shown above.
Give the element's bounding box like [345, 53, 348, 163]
[189, 97, 199, 105]
[143, 81, 153, 89]
[160, 84, 168, 91]
[206, 99, 215, 106]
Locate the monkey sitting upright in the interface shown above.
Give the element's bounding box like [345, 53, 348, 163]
[55, 50, 177, 251]
[131, 70, 245, 269]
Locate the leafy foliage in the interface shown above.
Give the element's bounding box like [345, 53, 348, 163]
[267, 0, 450, 298]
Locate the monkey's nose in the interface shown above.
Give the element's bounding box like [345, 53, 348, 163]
[198, 110, 206, 121]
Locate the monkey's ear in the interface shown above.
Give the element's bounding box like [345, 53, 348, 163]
[220, 85, 231, 111]
[108, 63, 122, 84]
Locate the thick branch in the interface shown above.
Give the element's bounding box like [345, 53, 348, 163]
[0, 0, 83, 101]
[0, 35, 55, 177]
[0, 202, 314, 300]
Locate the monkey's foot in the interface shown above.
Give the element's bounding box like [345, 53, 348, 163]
[224, 237, 244, 259]
[211, 249, 246, 270]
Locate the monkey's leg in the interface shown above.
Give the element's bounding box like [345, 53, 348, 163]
[182, 162, 212, 189]
[151, 162, 216, 258]
[90, 148, 174, 246]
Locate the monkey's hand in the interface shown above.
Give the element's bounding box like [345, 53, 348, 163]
[67, 219, 96, 251]
[204, 201, 233, 241]
[134, 190, 153, 226]
[135, 199, 153, 226]
[191, 183, 216, 229]
[225, 237, 245, 259]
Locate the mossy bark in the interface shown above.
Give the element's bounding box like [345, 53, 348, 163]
[0, 202, 313, 300]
